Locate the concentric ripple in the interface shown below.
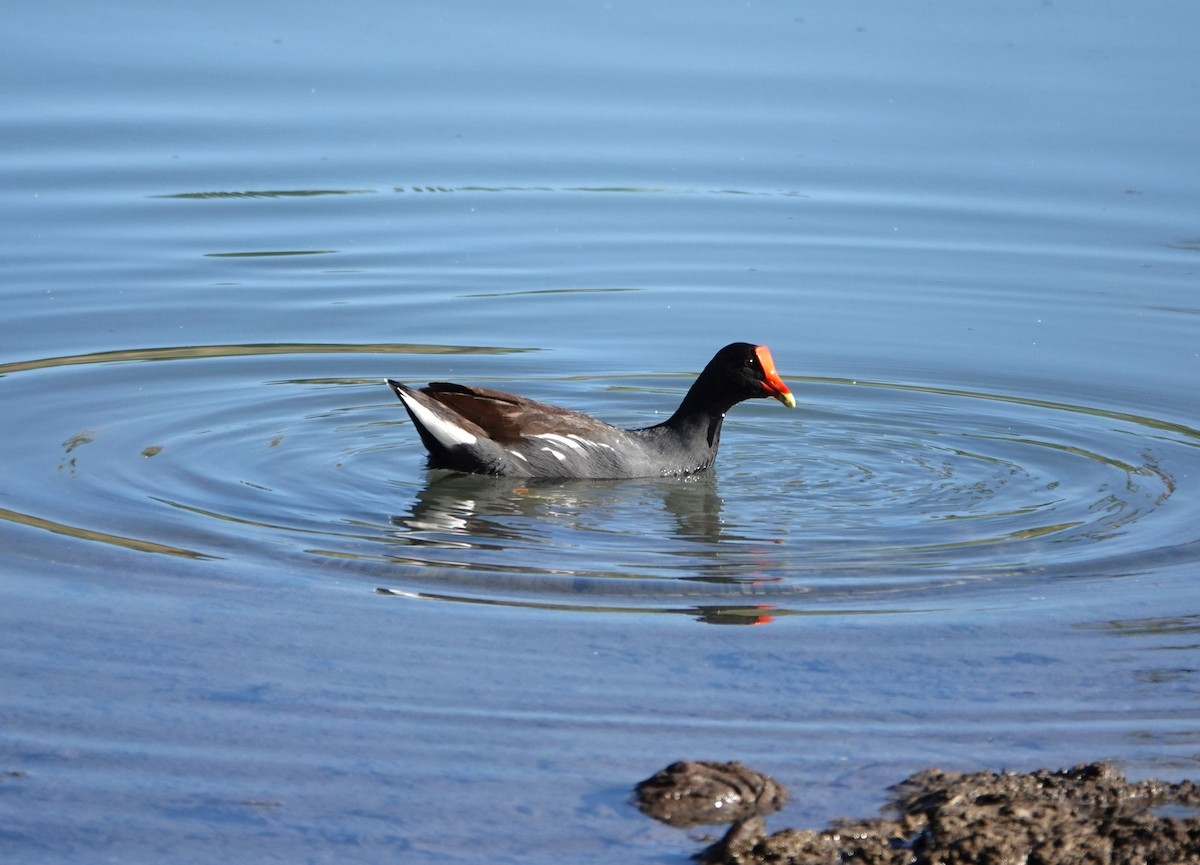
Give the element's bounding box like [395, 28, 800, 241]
[2, 344, 1197, 620]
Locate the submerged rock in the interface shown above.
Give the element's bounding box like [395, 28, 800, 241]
[634, 761, 1200, 864]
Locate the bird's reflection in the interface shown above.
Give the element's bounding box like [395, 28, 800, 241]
[394, 470, 729, 544]
[378, 470, 786, 624]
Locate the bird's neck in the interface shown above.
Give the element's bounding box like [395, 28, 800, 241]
[658, 379, 734, 454]
[666, 371, 738, 429]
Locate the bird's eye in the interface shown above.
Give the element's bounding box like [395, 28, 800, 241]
[745, 356, 757, 369]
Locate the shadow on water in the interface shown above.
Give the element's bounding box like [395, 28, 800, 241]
[150, 184, 811, 199]
[0, 341, 538, 376]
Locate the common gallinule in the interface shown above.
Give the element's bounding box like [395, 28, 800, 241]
[387, 342, 795, 478]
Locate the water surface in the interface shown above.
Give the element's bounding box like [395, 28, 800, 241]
[2, 2, 1199, 863]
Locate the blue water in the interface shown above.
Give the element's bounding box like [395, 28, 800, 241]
[3, 2, 1200, 863]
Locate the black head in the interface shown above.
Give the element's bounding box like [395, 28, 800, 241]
[700, 342, 796, 408]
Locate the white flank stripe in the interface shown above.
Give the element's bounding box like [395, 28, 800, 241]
[399, 392, 477, 447]
[540, 447, 567, 462]
[533, 432, 585, 453]
[567, 433, 615, 451]
[509, 450, 529, 462]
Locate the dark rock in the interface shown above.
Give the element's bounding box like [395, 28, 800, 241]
[635, 761, 1200, 864]
[634, 760, 789, 828]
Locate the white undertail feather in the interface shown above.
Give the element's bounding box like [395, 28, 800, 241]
[399, 391, 478, 448]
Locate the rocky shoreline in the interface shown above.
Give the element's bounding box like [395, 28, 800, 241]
[635, 760, 1200, 864]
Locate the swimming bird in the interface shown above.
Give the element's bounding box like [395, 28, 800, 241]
[386, 342, 795, 478]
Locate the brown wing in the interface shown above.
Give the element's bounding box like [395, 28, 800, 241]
[422, 382, 617, 444]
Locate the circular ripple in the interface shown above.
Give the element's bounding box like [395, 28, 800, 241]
[2, 345, 1198, 618]
[759, 380, 1194, 580]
